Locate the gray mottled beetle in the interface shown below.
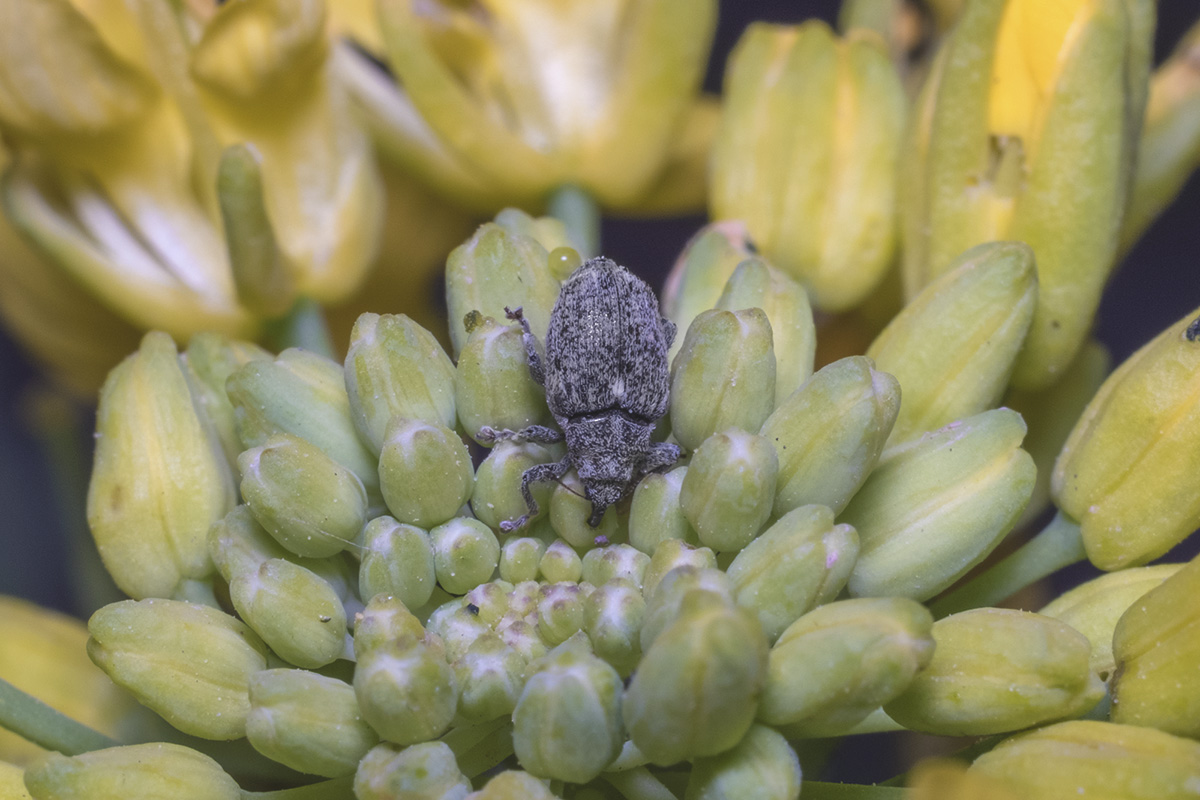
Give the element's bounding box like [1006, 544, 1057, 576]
[478, 257, 680, 530]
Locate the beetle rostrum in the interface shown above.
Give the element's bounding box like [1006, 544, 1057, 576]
[478, 257, 680, 530]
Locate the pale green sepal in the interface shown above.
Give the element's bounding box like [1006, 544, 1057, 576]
[378, 417, 474, 529]
[685, 724, 801, 800]
[23, 743, 240, 800]
[359, 516, 437, 609]
[679, 429, 778, 552]
[354, 741, 471, 800]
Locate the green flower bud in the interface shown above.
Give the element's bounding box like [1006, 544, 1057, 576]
[472, 441, 560, 531]
[661, 221, 757, 364]
[455, 315, 554, 445]
[1040, 564, 1181, 681]
[344, 313, 457, 453]
[727, 505, 859, 642]
[181, 332, 272, 471]
[469, 770, 559, 800]
[581, 545, 651, 590]
[536, 583, 587, 647]
[246, 669, 377, 777]
[497, 618, 549, 665]
[884, 608, 1104, 736]
[538, 540, 583, 584]
[464, 581, 513, 627]
[685, 724, 801, 800]
[584, 578, 645, 677]
[354, 741, 471, 800]
[23, 744, 240, 800]
[970, 720, 1200, 800]
[499, 537, 547, 584]
[427, 601, 492, 663]
[87, 332, 233, 599]
[379, 418, 474, 528]
[715, 257, 817, 408]
[760, 597, 934, 735]
[641, 567, 735, 652]
[843, 408, 1035, 600]
[670, 309, 777, 452]
[87, 599, 268, 739]
[430, 518, 500, 595]
[761, 356, 899, 518]
[1053, 306, 1200, 569]
[493, 208, 573, 255]
[628, 466, 697, 555]
[641, 540, 719, 598]
[550, 471, 621, 548]
[354, 594, 426, 658]
[239, 433, 368, 559]
[359, 516, 437, 609]
[229, 558, 348, 669]
[355, 637, 458, 745]
[445, 222, 560, 358]
[867, 241, 1037, 445]
[624, 591, 768, 765]
[455, 632, 527, 723]
[680, 430, 778, 552]
[1111, 555, 1200, 736]
[513, 635, 623, 783]
[208, 504, 290, 583]
[711, 20, 904, 312]
[227, 348, 378, 492]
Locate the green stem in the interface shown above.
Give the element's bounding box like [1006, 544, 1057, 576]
[453, 724, 515, 779]
[0, 677, 120, 755]
[547, 184, 601, 259]
[242, 776, 354, 800]
[602, 766, 679, 800]
[930, 511, 1085, 618]
[264, 297, 335, 359]
[802, 782, 908, 799]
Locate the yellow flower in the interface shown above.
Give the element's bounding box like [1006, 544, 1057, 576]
[334, 0, 717, 213]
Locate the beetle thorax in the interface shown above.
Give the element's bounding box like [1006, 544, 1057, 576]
[562, 411, 654, 489]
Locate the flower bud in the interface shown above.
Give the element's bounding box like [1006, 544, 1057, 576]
[549, 471, 622, 548]
[1053, 307, 1200, 569]
[538, 540, 583, 584]
[513, 635, 623, 783]
[445, 222, 560, 357]
[23, 744, 239, 800]
[239, 433, 368, 559]
[536, 583, 587, 647]
[229, 558, 348, 669]
[493, 209, 573, 255]
[715, 258, 817, 407]
[584, 579, 646, 677]
[354, 594, 426, 658]
[344, 313, 457, 454]
[760, 597, 934, 735]
[472, 441, 560, 531]
[843, 408, 1035, 600]
[641, 540, 718, 598]
[884, 608, 1104, 736]
[227, 348, 378, 492]
[87, 599, 268, 739]
[246, 669, 377, 777]
[686, 724, 802, 800]
[970, 720, 1200, 800]
[907, 759, 1021, 800]
[661, 222, 757, 364]
[497, 619, 549, 666]
[359, 516, 437, 608]
[760, 356, 899, 517]
[465, 581, 512, 626]
[711, 21, 905, 311]
[180, 332, 272, 471]
[354, 741, 471, 800]
[624, 591, 768, 765]
[450, 632, 525, 724]
[1110, 555, 1200, 736]
[87, 332, 232, 599]
[680, 429, 778, 552]
[867, 241, 1037, 445]
[379, 418, 474, 528]
[456, 315, 554, 445]
[499, 537, 547, 584]
[581, 545, 651, 590]
[628, 466, 697, 555]
[670, 309, 777, 452]
[354, 637, 458, 745]
[429, 518, 500, 595]
[1039, 564, 1181, 680]
[727, 505, 859, 642]
[427, 601, 492, 663]
[208, 504, 289, 583]
[469, 770, 559, 800]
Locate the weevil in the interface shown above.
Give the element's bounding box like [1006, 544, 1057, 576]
[478, 257, 680, 530]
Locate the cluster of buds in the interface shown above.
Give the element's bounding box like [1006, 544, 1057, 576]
[14, 203, 1197, 800]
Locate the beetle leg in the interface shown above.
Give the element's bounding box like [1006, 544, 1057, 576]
[505, 306, 546, 386]
[500, 455, 571, 532]
[477, 425, 564, 445]
[662, 317, 677, 350]
[638, 441, 681, 477]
